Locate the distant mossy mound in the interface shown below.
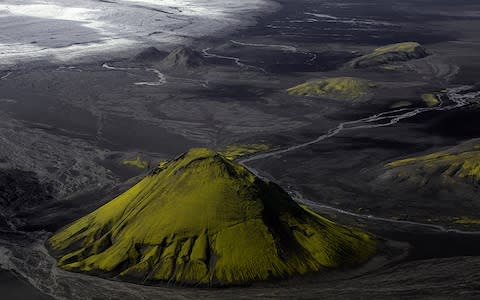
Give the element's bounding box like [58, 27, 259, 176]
[160, 46, 204, 70]
[220, 144, 270, 161]
[383, 139, 480, 186]
[48, 148, 376, 286]
[351, 42, 428, 68]
[422, 93, 440, 107]
[287, 77, 376, 101]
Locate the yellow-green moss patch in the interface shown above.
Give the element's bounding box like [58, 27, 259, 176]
[373, 42, 422, 55]
[351, 42, 428, 68]
[287, 77, 376, 101]
[220, 144, 270, 161]
[49, 148, 376, 286]
[384, 139, 480, 185]
[122, 156, 149, 169]
[422, 93, 440, 107]
[454, 217, 480, 225]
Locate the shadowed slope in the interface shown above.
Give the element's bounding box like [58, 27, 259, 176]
[48, 148, 376, 286]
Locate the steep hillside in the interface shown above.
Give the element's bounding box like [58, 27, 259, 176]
[48, 148, 376, 286]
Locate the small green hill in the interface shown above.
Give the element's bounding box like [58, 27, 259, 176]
[48, 148, 376, 286]
[384, 140, 480, 185]
[351, 42, 428, 68]
[422, 93, 440, 107]
[287, 77, 376, 101]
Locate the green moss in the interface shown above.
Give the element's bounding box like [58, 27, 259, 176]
[422, 93, 440, 107]
[385, 140, 480, 184]
[220, 144, 270, 161]
[454, 217, 480, 225]
[49, 148, 376, 286]
[122, 156, 149, 169]
[351, 42, 428, 68]
[373, 42, 421, 55]
[287, 77, 376, 101]
[381, 64, 404, 71]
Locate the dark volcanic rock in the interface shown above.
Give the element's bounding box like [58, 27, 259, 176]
[0, 169, 54, 211]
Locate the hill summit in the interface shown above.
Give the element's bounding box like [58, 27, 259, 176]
[160, 46, 204, 70]
[133, 46, 168, 61]
[48, 148, 376, 286]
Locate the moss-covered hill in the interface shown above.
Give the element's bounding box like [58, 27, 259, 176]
[383, 139, 480, 186]
[48, 148, 376, 286]
[287, 77, 376, 101]
[350, 42, 428, 68]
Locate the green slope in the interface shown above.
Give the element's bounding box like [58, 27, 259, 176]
[385, 140, 480, 185]
[287, 77, 376, 101]
[48, 148, 376, 285]
[219, 143, 270, 161]
[350, 42, 428, 68]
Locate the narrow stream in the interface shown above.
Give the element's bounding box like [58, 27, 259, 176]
[241, 86, 480, 163]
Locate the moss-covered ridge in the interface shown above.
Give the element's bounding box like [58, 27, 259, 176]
[287, 77, 376, 101]
[220, 143, 270, 161]
[48, 148, 376, 286]
[351, 42, 428, 68]
[384, 140, 480, 185]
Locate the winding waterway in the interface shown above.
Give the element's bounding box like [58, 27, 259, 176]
[102, 63, 167, 86]
[240, 86, 480, 163]
[239, 85, 480, 231]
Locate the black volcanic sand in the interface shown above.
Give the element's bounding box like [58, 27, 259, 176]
[1, 0, 480, 298]
[247, 103, 480, 225]
[0, 271, 54, 300]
